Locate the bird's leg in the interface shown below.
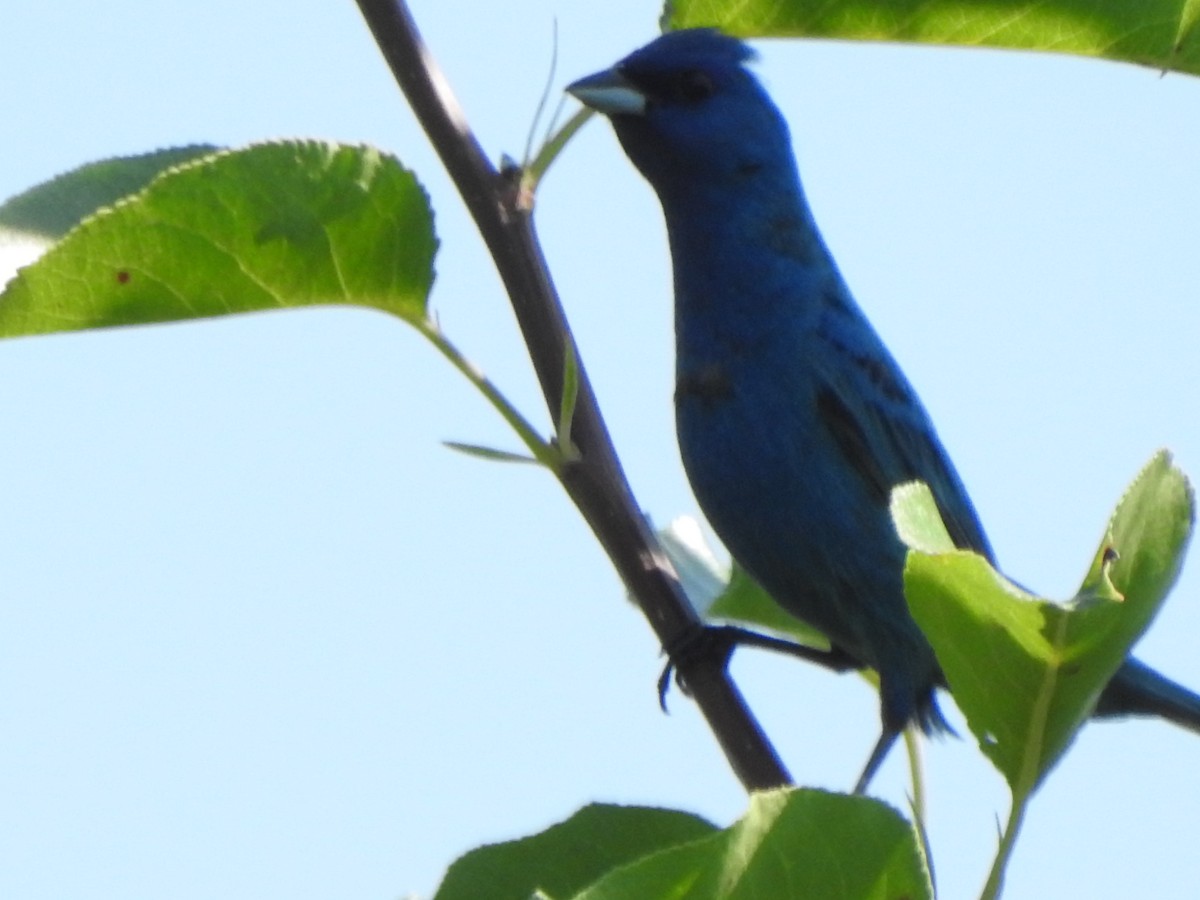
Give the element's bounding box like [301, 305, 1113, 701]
[853, 727, 900, 794]
[658, 623, 861, 711]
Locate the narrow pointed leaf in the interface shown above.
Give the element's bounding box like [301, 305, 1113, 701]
[557, 336, 581, 458]
[442, 441, 542, 465]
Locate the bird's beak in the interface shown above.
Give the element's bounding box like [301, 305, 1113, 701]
[566, 68, 647, 116]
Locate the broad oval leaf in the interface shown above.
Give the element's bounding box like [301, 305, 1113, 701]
[433, 803, 716, 900]
[574, 789, 930, 900]
[668, 0, 1200, 77]
[0, 140, 437, 338]
[896, 451, 1194, 794]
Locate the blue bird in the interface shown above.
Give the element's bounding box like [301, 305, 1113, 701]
[567, 28, 1200, 791]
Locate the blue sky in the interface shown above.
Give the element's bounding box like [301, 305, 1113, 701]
[3, 1, 1199, 897]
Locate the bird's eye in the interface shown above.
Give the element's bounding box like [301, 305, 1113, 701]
[676, 69, 716, 102]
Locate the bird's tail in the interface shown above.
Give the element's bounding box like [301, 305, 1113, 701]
[1095, 656, 1200, 734]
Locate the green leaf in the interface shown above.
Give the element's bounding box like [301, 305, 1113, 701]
[442, 441, 542, 465]
[557, 337, 582, 460]
[656, 518, 829, 648]
[708, 564, 831, 650]
[0, 140, 437, 338]
[667, 0, 1200, 77]
[890, 481, 956, 554]
[573, 789, 930, 900]
[0, 145, 221, 240]
[1105, 449, 1195, 611]
[432, 803, 717, 900]
[898, 450, 1194, 794]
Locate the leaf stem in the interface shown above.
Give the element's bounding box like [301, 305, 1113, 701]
[417, 320, 559, 470]
[980, 792, 1029, 900]
[523, 107, 593, 194]
[903, 726, 927, 824]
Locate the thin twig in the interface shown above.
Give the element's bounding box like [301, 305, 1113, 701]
[354, 0, 794, 791]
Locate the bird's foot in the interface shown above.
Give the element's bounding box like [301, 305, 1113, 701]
[657, 623, 737, 711]
[657, 623, 860, 712]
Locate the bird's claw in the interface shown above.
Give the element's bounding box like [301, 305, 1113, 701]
[657, 624, 756, 712]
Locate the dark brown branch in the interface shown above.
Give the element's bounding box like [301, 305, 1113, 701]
[354, 0, 792, 791]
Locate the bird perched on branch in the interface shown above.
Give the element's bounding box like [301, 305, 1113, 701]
[567, 28, 1200, 791]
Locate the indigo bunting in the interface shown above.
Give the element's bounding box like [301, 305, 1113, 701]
[568, 29, 1200, 791]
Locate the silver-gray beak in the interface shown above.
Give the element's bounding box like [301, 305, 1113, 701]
[566, 68, 647, 116]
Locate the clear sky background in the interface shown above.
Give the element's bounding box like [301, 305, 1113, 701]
[2, 2, 1199, 898]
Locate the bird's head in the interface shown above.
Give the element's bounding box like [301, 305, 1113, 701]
[567, 29, 794, 200]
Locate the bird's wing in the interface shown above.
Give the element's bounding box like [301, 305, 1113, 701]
[813, 354, 995, 562]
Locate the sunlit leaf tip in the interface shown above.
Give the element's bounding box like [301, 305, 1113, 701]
[1103, 449, 1195, 602]
[891, 480, 955, 554]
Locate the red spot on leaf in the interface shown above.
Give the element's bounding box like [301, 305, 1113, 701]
[116, 270, 131, 284]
